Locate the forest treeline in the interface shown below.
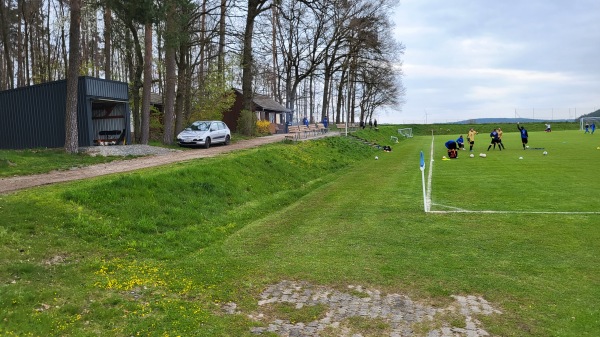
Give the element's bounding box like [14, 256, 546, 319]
[0, 0, 404, 146]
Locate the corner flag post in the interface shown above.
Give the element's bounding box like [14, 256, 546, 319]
[420, 151, 428, 212]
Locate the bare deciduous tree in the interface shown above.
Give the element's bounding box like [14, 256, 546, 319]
[1, 0, 404, 145]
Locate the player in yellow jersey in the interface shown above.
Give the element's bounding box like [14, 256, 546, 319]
[497, 127, 506, 149]
[467, 128, 478, 152]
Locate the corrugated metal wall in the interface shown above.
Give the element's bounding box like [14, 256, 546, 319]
[0, 80, 68, 149]
[85, 77, 129, 100]
[0, 77, 131, 149]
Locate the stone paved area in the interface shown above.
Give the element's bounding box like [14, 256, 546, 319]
[229, 280, 502, 337]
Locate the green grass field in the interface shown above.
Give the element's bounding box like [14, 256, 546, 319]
[0, 126, 598, 336]
[430, 129, 599, 212]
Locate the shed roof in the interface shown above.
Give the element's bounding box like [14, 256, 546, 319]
[234, 89, 289, 112]
[150, 92, 163, 105]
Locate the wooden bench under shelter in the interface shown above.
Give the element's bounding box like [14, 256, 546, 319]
[335, 123, 362, 132]
[317, 123, 328, 134]
[284, 125, 301, 141]
[298, 125, 311, 138]
[95, 129, 125, 145]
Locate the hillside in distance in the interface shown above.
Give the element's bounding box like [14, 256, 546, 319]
[453, 117, 575, 124]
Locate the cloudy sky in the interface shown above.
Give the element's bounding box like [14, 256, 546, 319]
[385, 0, 600, 123]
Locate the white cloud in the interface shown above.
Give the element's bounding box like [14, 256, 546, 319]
[383, 0, 600, 123]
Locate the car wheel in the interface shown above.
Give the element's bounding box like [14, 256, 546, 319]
[204, 137, 211, 149]
[224, 135, 231, 145]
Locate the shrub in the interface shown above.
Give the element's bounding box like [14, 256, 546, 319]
[237, 110, 257, 136]
[256, 120, 271, 135]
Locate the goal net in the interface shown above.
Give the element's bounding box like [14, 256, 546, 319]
[580, 117, 600, 131]
[398, 128, 413, 138]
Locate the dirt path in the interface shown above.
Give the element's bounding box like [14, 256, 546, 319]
[0, 133, 337, 194]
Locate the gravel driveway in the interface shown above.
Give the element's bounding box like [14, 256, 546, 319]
[0, 133, 337, 194]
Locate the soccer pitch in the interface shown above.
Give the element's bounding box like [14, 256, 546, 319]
[424, 130, 600, 214]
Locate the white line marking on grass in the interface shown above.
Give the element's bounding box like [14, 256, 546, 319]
[430, 203, 600, 215]
[429, 210, 600, 215]
[431, 203, 470, 212]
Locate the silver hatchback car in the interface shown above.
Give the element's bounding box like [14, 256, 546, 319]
[176, 121, 231, 148]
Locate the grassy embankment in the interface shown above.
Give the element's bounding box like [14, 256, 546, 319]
[1, 123, 598, 336]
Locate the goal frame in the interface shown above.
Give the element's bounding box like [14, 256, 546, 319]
[580, 117, 600, 131]
[398, 128, 413, 138]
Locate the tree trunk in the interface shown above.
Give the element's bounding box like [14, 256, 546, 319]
[198, 0, 206, 97]
[22, 2, 31, 85]
[46, 0, 51, 81]
[309, 73, 314, 123]
[25, 4, 39, 84]
[320, 50, 331, 122]
[335, 70, 346, 124]
[156, 25, 163, 95]
[126, 22, 144, 143]
[0, 0, 14, 88]
[184, 50, 192, 121]
[348, 58, 356, 123]
[270, 5, 279, 99]
[64, 0, 81, 154]
[174, 42, 188, 134]
[16, 0, 24, 86]
[104, 7, 112, 80]
[60, 0, 67, 79]
[241, 0, 260, 112]
[163, 0, 177, 145]
[217, 0, 226, 76]
[140, 22, 152, 144]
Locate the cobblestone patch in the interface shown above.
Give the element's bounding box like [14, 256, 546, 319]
[236, 280, 501, 337]
[80, 144, 180, 157]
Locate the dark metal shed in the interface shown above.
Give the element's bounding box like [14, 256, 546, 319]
[0, 76, 131, 149]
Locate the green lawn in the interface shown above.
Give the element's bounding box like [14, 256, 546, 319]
[431, 130, 599, 212]
[0, 126, 598, 336]
[0, 133, 253, 178]
[0, 148, 123, 178]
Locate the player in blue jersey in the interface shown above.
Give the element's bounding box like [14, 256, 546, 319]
[517, 123, 528, 149]
[487, 129, 501, 151]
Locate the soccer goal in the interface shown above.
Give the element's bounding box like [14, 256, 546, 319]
[398, 128, 413, 138]
[580, 117, 600, 131]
